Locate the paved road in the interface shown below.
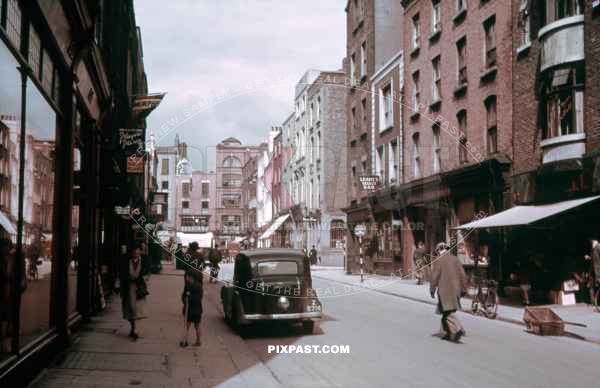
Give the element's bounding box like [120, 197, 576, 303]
[30, 263, 600, 388]
[220, 264, 600, 388]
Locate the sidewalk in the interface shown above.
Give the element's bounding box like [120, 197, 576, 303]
[29, 263, 282, 388]
[313, 269, 600, 345]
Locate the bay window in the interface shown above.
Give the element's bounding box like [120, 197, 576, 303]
[543, 66, 584, 139]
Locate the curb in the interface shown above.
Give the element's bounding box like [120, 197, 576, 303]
[312, 274, 600, 345]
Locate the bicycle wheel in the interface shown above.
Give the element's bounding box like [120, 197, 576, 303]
[484, 291, 499, 319]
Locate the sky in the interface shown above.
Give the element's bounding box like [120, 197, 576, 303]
[134, 0, 347, 171]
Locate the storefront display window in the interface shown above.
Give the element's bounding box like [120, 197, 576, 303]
[0, 37, 22, 360]
[19, 64, 57, 348]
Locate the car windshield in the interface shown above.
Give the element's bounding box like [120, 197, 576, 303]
[255, 260, 300, 276]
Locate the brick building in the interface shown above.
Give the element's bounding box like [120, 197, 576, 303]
[396, 0, 515, 278]
[344, 0, 376, 271]
[215, 137, 262, 246]
[174, 168, 217, 234]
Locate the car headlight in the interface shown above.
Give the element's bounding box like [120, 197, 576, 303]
[306, 299, 322, 313]
[277, 296, 290, 311]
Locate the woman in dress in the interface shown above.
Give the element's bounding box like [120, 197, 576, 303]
[120, 246, 149, 340]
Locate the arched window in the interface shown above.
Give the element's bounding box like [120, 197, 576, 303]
[222, 156, 242, 168]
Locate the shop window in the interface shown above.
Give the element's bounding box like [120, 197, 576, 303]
[484, 16, 496, 69]
[542, 66, 584, 139]
[330, 220, 346, 249]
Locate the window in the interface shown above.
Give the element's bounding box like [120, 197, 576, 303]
[432, 0, 442, 33]
[376, 146, 385, 178]
[458, 110, 468, 163]
[519, 0, 531, 47]
[182, 182, 191, 197]
[389, 142, 398, 183]
[412, 72, 420, 112]
[412, 14, 421, 49]
[201, 201, 209, 215]
[6, 0, 21, 48]
[310, 137, 315, 163]
[330, 220, 346, 248]
[308, 179, 313, 208]
[309, 102, 314, 127]
[457, 0, 467, 12]
[161, 159, 169, 175]
[161, 181, 169, 190]
[222, 174, 242, 187]
[222, 156, 242, 168]
[432, 124, 441, 173]
[485, 96, 498, 154]
[380, 83, 393, 130]
[41, 50, 54, 95]
[201, 182, 209, 197]
[360, 42, 367, 78]
[316, 96, 321, 122]
[432, 56, 441, 102]
[350, 54, 357, 86]
[361, 98, 367, 122]
[182, 200, 190, 209]
[351, 106, 357, 132]
[222, 193, 241, 208]
[29, 26, 41, 79]
[221, 215, 241, 233]
[457, 37, 467, 85]
[316, 132, 320, 160]
[412, 133, 421, 178]
[544, 0, 582, 25]
[543, 66, 584, 139]
[484, 16, 496, 69]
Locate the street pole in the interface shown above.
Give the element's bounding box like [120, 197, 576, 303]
[359, 235, 364, 283]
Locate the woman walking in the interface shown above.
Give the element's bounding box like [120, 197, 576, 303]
[180, 269, 203, 347]
[120, 245, 149, 341]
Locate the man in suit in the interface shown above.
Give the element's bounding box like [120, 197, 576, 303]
[430, 242, 468, 343]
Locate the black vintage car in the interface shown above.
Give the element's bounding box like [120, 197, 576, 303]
[220, 249, 322, 333]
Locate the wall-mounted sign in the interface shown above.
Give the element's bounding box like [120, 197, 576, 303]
[127, 155, 145, 173]
[115, 205, 131, 215]
[359, 175, 381, 192]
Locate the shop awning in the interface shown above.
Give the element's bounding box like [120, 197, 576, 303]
[258, 214, 290, 240]
[176, 232, 214, 248]
[456, 195, 600, 230]
[0, 210, 16, 235]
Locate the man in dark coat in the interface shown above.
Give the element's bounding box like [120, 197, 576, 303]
[309, 245, 318, 266]
[430, 242, 468, 342]
[413, 241, 426, 285]
[585, 239, 600, 310]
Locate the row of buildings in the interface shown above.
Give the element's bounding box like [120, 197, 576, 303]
[340, 0, 600, 304]
[0, 1, 162, 385]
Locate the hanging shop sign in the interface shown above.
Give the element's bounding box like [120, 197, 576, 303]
[119, 128, 145, 155]
[127, 155, 145, 173]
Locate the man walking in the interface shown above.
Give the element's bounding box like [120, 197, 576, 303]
[413, 241, 426, 285]
[584, 238, 600, 311]
[309, 245, 318, 266]
[430, 242, 468, 343]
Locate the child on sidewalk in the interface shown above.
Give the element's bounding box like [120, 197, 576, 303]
[180, 269, 203, 347]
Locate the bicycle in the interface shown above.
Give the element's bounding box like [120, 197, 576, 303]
[471, 279, 499, 319]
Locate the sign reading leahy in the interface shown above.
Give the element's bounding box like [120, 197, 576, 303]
[127, 155, 145, 173]
[359, 175, 381, 192]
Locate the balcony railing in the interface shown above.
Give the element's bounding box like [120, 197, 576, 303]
[180, 225, 209, 233]
[539, 15, 585, 72]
